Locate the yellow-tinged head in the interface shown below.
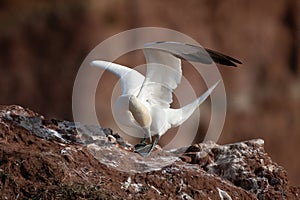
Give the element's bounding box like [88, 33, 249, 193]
[128, 95, 152, 128]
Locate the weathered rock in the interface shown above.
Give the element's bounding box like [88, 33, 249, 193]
[180, 140, 297, 199]
[0, 105, 299, 199]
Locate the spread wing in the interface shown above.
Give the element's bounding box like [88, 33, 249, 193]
[91, 60, 145, 96]
[137, 41, 241, 108]
[137, 48, 182, 108]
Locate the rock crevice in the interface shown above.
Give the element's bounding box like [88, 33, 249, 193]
[0, 105, 299, 199]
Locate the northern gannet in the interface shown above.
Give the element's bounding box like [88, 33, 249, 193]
[91, 41, 241, 156]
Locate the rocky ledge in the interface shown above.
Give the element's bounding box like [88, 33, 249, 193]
[0, 105, 299, 199]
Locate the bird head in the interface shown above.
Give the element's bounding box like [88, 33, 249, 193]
[128, 95, 152, 129]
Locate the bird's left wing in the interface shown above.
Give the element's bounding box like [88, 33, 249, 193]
[137, 44, 182, 108]
[137, 41, 241, 108]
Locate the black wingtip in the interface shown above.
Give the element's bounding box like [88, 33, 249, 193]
[205, 48, 242, 67]
[144, 41, 242, 67]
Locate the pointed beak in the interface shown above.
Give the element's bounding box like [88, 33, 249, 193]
[143, 127, 152, 143]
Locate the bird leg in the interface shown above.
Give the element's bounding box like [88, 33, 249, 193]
[139, 136, 148, 145]
[134, 134, 160, 157]
[136, 127, 152, 145]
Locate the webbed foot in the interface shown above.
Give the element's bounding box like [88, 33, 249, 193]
[134, 135, 160, 157]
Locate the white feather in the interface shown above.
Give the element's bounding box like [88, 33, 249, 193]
[91, 42, 224, 140]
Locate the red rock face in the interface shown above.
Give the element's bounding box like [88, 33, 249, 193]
[0, 0, 299, 185]
[0, 105, 299, 199]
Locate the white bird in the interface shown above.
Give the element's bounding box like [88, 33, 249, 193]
[91, 41, 241, 156]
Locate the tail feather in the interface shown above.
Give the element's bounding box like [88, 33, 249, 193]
[167, 80, 220, 127]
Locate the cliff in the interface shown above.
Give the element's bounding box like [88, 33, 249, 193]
[0, 105, 299, 199]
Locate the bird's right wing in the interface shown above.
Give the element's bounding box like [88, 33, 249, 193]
[91, 60, 145, 96]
